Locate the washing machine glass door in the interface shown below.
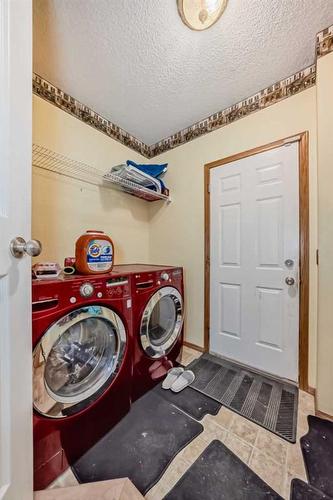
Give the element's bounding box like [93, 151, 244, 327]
[33, 305, 126, 418]
[140, 286, 183, 358]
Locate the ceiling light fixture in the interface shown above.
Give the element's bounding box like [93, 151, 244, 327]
[177, 0, 228, 31]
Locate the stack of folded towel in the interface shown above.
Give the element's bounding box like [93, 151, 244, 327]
[106, 160, 169, 195]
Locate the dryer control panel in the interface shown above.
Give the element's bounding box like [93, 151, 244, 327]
[133, 267, 183, 293]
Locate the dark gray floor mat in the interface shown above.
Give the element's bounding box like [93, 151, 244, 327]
[188, 353, 298, 443]
[154, 383, 221, 420]
[291, 479, 332, 499]
[72, 390, 203, 495]
[163, 440, 282, 500]
[301, 415, 333, 497]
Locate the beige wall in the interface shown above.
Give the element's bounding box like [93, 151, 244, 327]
[33, 82, 326, 397]
[149, 88, 318, 389]
[32, 96, 150, 265]
[316, 52, 333, 415]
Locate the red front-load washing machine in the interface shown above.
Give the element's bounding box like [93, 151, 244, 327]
[114, 265, 184, 401]
[32, 272, 132, 490]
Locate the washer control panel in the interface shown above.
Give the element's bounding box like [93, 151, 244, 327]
[79, 282, 94, 298]
[32, 273, 131, 311]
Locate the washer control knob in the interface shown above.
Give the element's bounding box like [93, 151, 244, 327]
[70, 296, 77, 304]
[80, 282, 94, 298]
[161, 272, 169, 281]
[97, 292, 103, 298]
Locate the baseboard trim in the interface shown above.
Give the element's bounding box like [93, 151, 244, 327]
[315, 409, 333, 422]
[307, 386, 316, 396]
[312, 388, 333, 421]
[183, 341, 205, 353]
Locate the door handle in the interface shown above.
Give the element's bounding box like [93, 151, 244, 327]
[10, 237, 42, 258]
[285, 277, 295, 286]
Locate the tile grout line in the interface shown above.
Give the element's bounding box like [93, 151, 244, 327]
[248, 428, 259, 464]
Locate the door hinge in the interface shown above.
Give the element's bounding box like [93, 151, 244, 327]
[316, 249, 319, 266]
[207, 183, 211, 194]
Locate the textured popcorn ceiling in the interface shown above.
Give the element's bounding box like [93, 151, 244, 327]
[33, 0, 333, 145]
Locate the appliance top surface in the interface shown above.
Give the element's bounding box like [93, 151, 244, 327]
[32, 270, 129, 287]
[113, 264, 181, 274]
[32, 264, 182, 287]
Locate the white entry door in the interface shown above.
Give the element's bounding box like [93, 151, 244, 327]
[0, 1, 33, 499]
[210, 143, 299, 382]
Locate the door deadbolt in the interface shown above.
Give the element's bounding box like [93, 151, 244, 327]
[285, 259, 294, 268]
[285, 277, 295, 286]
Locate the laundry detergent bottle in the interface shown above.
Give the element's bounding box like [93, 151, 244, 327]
[75, 230, 114, 274]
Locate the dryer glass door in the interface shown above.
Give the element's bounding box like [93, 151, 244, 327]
[33, 305, 126, 418]
[140, 286, 183, 358]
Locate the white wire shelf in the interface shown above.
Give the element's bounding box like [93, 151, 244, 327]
[32, 144, 170, 203]
[103, 171, 170, 202]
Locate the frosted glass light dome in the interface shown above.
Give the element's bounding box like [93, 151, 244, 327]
[177, 0, 228, 31]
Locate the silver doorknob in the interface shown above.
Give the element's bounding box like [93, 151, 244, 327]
[285, 277, 295, 286]
[10, 237, 42, 258]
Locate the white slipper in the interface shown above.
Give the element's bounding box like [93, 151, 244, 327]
[170, 370, 195, 393]
[162, 367, 184, 390]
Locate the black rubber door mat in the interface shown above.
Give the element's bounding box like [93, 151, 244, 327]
[164, 440, 282, 500]
[188, 353, 298, 442]
[154, 383, 221, 420]
[290, 479, 332, 500]
[301, 415, 333, 497]
[72, 391, 203, 495]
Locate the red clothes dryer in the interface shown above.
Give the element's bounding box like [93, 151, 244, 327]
[114, 265, 184, 401]
[32, 272, 132, 490]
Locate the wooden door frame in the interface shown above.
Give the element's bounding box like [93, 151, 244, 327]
[204, 132, 310, 391]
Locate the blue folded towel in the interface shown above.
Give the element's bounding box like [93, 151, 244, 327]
[126, 160, 168, 179]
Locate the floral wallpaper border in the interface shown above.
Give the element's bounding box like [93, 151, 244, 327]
[33, 25, 332, 158]
[317, 24, 333, 58]
[150, 65, 316, 157]
[33, 74, 151, 158]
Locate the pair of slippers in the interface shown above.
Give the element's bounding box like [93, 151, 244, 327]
[162, 366, 195, 393]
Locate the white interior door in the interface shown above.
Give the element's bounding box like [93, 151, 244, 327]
[0, 1, 33, 498]
[210, 142, 299, 382]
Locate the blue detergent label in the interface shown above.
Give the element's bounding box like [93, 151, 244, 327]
[87, 239, 113, 271]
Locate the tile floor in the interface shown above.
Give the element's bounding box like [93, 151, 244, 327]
[49, 346, 314, 499]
